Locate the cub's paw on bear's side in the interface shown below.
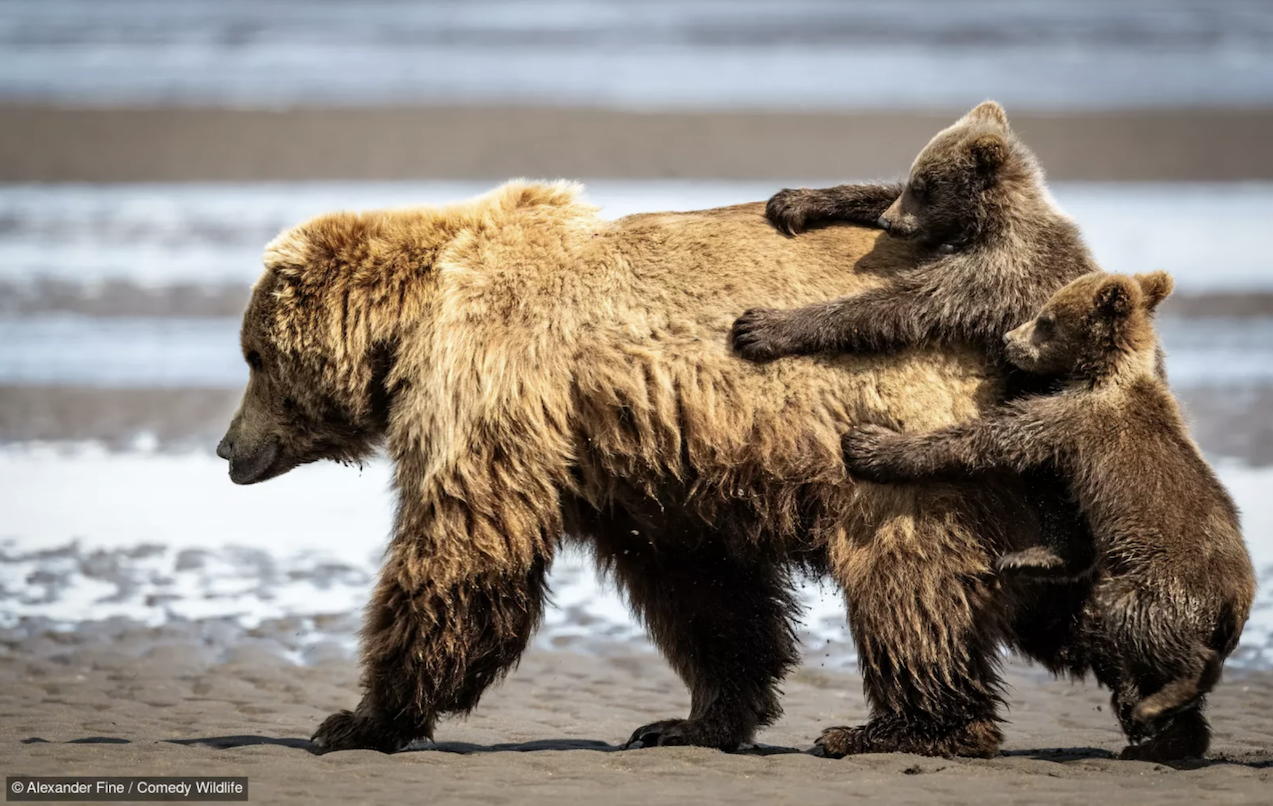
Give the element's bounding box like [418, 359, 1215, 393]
[309, 709, 407, 755]
[731, 308, 808, 363]
[624, 718, 745, 751]
[840, 424, 906, 483]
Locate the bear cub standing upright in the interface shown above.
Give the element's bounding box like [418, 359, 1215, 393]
[841, 271, 1256, 761]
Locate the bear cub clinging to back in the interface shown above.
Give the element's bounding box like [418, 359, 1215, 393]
[732, 100, 1101, 368]
[841, 271, 1256, 761]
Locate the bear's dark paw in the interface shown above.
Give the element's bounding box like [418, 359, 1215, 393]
[813, 726, 869, 758]
[731, 308, 803, 363]
[309, 709, 408, 755]
[1118, 741, 1204, 763]
[765, 188, 820, 236]
[624, 718, 743, 751]
[830, 716, 1002, 758]
[1119, 712, 1210, 762]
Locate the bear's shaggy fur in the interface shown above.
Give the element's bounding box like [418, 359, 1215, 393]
[842, 271, 1256, 761]
[218, 180, 1055, 757]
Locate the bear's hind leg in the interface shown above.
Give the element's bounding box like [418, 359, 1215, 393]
[595, 523, 801, 751]
[824, 494, 1008, 758]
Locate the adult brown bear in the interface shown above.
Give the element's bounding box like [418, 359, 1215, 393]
[216, 180, 1048, 757]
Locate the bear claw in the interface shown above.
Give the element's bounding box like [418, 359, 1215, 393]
[814, 725, 868, 758]
[309, 709, 406, 755]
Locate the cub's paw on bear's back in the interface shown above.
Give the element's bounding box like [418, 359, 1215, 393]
[731, 307, 811, 363]
[765, 188, 828, 236]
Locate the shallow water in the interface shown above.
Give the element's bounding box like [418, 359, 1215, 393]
[3, 0, 1272, 109]
[2, 314, 1269, 389]
[0, 181, 1270, 290]
[1, 447, 1271, 669]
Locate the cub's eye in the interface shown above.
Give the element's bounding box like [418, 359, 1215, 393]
[910, 180, 928, 200]
[245, 350, 264, 371]
[1034, 316, 1055, 338]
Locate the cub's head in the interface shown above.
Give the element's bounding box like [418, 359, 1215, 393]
[1002, 271, 1174, 381]
[216, 214, 407, 484]
[879, 101, 1043, 251]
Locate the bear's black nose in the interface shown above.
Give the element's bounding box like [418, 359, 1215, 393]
[216, 437, 234, 460]
[877, 216, 892, 233]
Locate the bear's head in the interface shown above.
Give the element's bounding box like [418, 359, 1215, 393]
[1002, 270, 1174, 382]
[216, 180, 587, 485]
[216, 213, 410, 484]
[879, 101, 1044, 251]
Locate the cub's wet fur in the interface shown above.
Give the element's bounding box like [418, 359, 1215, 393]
[842, 271, 1256, 761]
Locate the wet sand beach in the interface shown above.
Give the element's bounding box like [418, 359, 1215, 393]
[4, 105, 1273, 182]
[4, 637, 1273, 805]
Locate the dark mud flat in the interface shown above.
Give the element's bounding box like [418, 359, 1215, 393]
[3, 623, 1272, 805]
[4, 106, 1273, 183]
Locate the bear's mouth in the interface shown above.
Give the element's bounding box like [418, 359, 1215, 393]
[228, 439, 284, 485]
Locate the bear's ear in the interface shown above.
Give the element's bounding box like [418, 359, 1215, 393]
[1093, 275, 1137, 320]
[963, 100, 1009, 129]
[1134, 271, 1175, 312]
[969, 134, 1008, 175]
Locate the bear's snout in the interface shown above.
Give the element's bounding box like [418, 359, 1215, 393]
[225, 438, 282, 485]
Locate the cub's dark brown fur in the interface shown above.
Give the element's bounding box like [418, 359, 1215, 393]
[843, 271, 1256, 761]
[732, 101, 1098, 366]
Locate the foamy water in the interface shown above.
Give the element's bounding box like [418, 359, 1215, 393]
[0, 446, 848, 663]
[0, 446, 1269, 667]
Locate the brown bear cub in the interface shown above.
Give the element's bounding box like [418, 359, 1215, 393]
[735, 101, 1105, 584]
[842, 271, 1256, 761]
[732, 100, 1099, 369]
[733, 101, 1108, 574]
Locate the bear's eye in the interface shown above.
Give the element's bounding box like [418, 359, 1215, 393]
[246, 350, 264, 372]
[910, 179, 928, 201]
[1035, 316, 1054, 338]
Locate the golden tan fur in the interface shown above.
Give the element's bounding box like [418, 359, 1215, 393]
[221, 180, 1050, 755]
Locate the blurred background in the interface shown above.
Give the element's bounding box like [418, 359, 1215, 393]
[2, 0, 1272, 668]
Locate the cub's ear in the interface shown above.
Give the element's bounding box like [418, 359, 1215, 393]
[969, 133, 1008, 174]
[963, 100, 1009, 128]
[1134, 271, 1175, 312]
[1093, 275, 1137, 320]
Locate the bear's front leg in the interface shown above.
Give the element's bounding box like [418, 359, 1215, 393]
[310, 551, 548, 754]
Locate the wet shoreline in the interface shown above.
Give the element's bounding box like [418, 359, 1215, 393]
[5, 105, 1273, 182]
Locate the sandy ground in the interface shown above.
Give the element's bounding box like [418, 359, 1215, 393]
[3, 631, 1272, 805]
[3, 105, 1273, 182]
